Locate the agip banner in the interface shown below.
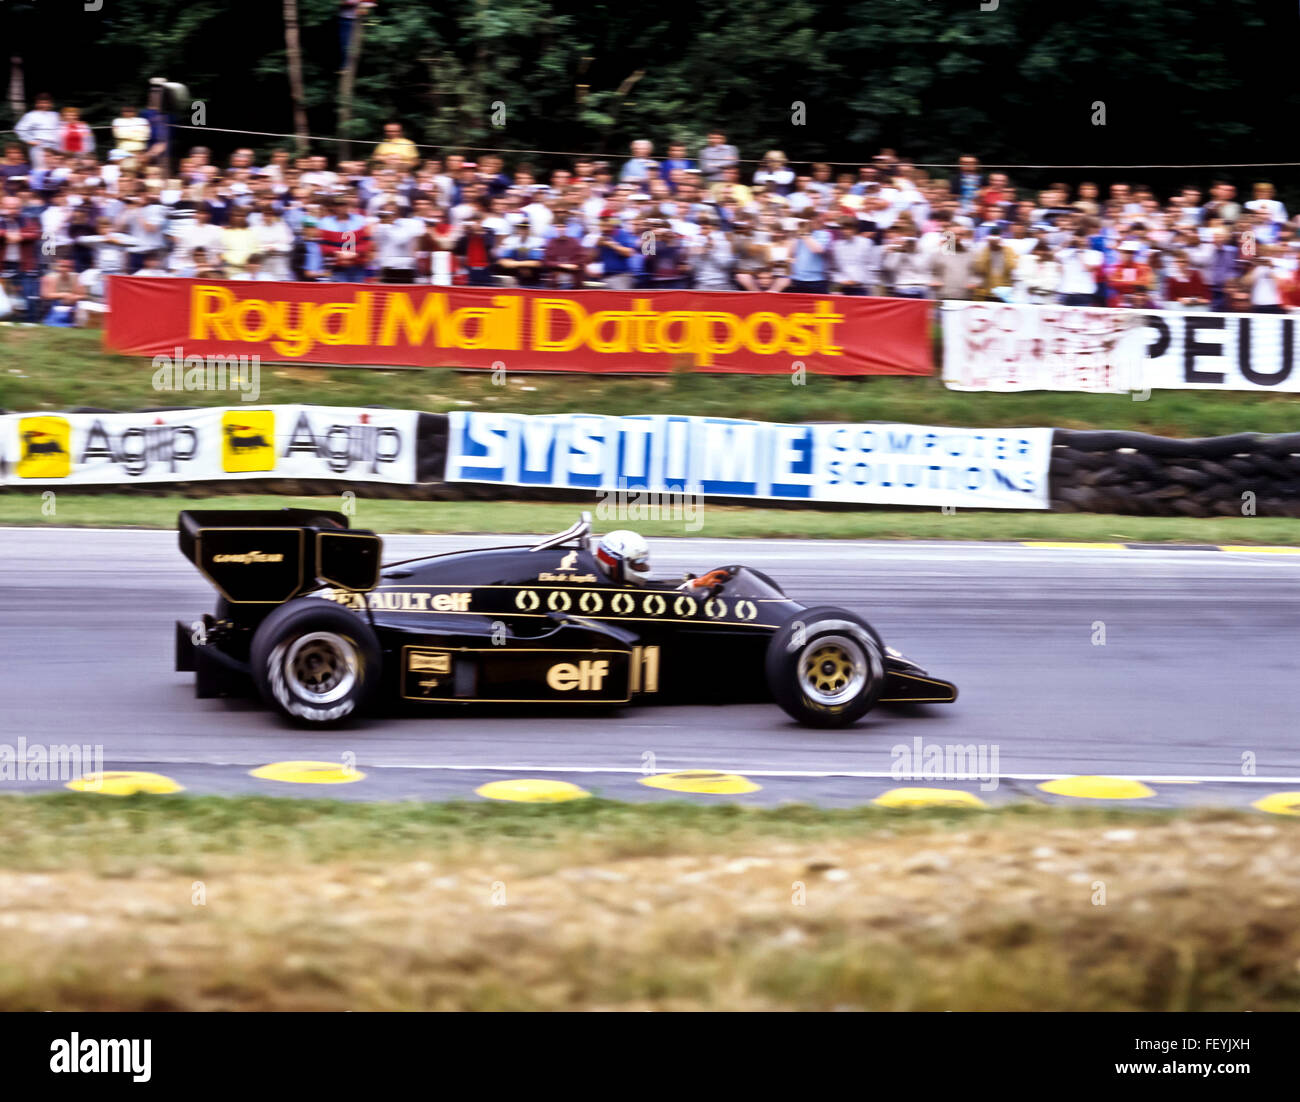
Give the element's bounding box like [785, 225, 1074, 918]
[942, 300, 1300, 393]
[445, 412, 1053, 509]
[104, 276, 934, 376]
[0, 405, 419, 485]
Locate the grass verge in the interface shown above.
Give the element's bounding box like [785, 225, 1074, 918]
[1, 491, 1298, 543]
[0, 794, 1297, 1011]
[4, 326, 1300, 437]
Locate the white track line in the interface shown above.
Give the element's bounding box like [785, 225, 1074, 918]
[83, 759, 1300, 785]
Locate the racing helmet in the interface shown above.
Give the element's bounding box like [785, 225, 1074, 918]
[594, 530, 650, 586]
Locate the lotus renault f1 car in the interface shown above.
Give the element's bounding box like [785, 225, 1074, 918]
[175, 509, 957, 727]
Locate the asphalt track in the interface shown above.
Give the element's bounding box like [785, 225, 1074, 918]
[1, 527, 1298, 810]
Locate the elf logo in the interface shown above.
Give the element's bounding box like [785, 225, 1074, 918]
[18, 416, 71, 478]
[221, 409, 275, 472]
[546, 659, 609, 692]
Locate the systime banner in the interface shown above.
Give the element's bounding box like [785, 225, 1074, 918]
[444, 411, 1053, 509]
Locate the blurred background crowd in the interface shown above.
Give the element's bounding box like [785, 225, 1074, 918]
[3, 94, 1298, 326]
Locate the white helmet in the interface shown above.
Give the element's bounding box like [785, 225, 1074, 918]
[595, 530, 650, 586]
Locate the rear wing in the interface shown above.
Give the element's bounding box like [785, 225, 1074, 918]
[179, 509, 382, 604]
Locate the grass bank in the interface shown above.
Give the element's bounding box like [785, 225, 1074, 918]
[0, 795, 1296, 1011]
[2, 491, 1298, 544]
[4, 326, 1300, 437]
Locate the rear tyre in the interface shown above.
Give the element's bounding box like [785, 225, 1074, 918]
[765, 607, 885, 728]
[250, 598, 381, 725]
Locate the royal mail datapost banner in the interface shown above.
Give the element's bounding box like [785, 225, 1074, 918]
[445, 412, 1053, 509]
[104, 276, 933, 376]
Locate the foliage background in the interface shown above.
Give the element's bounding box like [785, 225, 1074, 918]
[0, 0, 1293, 195]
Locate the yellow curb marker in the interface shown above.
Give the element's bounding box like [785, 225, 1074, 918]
[475, 778, 590, 802]
[1038, 775, 1155, 800]
[874, 787, 986, 809]
[250, 760, 366, 784]
[639, 770, 761, 795]
[1252, 792, 1300, 817]
[66, 771, 184, 796]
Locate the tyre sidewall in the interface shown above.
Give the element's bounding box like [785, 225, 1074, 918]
[250, 598, 380, 725]
[765, 607, 885, 727]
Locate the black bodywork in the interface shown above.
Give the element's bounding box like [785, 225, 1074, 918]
[176, 508, 957, 713]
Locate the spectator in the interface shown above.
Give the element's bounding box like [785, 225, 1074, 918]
[970, 228, 1018, 302]
[15, 94, 60, 171]
[1104, 240, 1154, 307]
[318, 196, 371, 281]
[375, 122, 420, 170]
[40, 255, 81, 325]
[619, 141, 658, 184]
[930, 225, 975, 301]
[1014, 238, 1062, 304]
[0, 195, 43, 320]
[220, 208, 257, 278]
[753, 151, 794, 196]
[57, 107, 95, 157]
[831, 219, 879, 295]
[786, 214, 832, 293]
[453, 216, 496, 286]
[1162, 249, 1210, 310]
[698, 130, 739, 182]
[1204, 229, 1241, 312]
[291, 221, 328, 281]
[689, 213, 734, 291]
[881, 230, 931, 299]
[252, 207, 294, 280]
[541, 230, 589, 289]
[1056, 232, 1105, 306]
[1242, 246, 1286, 313]
[590, 215, 637, 290]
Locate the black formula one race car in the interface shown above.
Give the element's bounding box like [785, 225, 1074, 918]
[175, 509, 956, 728]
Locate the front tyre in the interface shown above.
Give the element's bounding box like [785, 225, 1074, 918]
[765, 607, 885, 728]
[250, 598, 381, 725]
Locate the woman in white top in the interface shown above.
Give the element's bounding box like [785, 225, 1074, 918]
[1014, 239, 1063, 304]
[753, 151, 795, 195]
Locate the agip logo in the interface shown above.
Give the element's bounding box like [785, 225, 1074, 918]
[221, 410, 275, 473]
[18, 416, 71, 479]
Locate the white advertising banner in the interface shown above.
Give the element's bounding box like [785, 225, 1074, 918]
[941, 301, 1300, 393]
[0, 405, 420, 486]
[445, 412, 1053, 510]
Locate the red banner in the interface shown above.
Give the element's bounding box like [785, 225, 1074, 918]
[104, 276, 933, 376]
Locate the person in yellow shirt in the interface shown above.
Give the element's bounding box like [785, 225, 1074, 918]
[709, 164, 753, 208]
[374, 122, 419, 169]
[220, 209, 258, 277]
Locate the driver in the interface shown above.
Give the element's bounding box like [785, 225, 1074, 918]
[594, 530, 651, 586]
[593, 529, 733, 592]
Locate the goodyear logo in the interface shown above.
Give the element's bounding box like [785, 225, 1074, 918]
[221, 409, 275, 473]
[17, 416, 71, 479]
[212, 551, 285, 564]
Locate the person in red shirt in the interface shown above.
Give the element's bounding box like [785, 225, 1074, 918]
[1104, 241, 1153, 307]
[57, 107, 95, 156]
[1161, 249, 1210, 310]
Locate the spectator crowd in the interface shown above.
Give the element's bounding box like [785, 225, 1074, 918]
[4, 92, 1300, 325]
